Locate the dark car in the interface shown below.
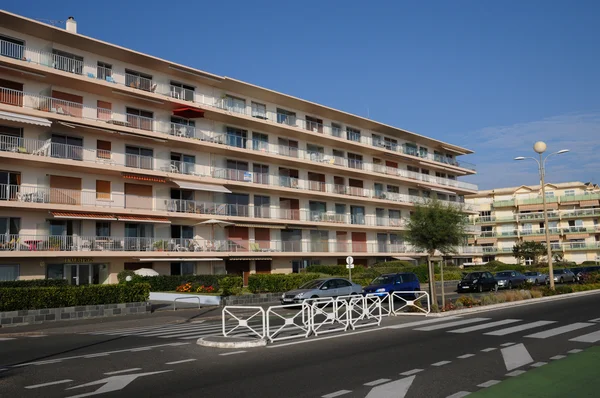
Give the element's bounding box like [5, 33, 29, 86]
[494, 271, 527, 289]
[457, 272, 498, 293]
[362, 272, 420, 297]
[571, 266, 600, 282]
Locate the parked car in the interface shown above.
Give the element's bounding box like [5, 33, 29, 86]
[494, 271, 527, 289]
[280, 278, 362, 304]
[571, 266, 600, 283]
[523, 271, 549, 285]
[362, 272, 420, 297]
[457, 272, 498, 293]
[553, 268, 576, 284]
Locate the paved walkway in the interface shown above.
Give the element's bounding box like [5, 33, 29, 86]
[470, 345, 600, 397]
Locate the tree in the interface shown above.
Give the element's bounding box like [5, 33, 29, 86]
[512, 241, 547, 265]
[405, 199, 467, 307]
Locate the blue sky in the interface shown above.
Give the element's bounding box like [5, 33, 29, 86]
[3, 0, 599, 189]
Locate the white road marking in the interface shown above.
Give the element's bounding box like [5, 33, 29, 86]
[457, 354, 475, 359]
[589, 318, 600, 323]
[400, 368, 423, 376]
[568, 349, 583, 354]
[501, 343, 534, 371]
[530, 362, 547, 367]
[569, 330, 600, 343]
[130, 347, 152, 352]
[219, 351, 246, 356]
[364, 379, 391, 386]
[481, 348, 497, 352]
[27, 335, 47, 338]
[485, 321, 556, 336]
[322, 390, 352, 398]
[477, 380, 500, 388]
[365, 376, 415, 398]
[0, 337, 16, 341]
[449, 319, 521, 334]
[506, 370, 526, 377]
[525, 323, 594, 339]
[64, 370, 171, 398]
[104, 368, 142, 375]
[83, 354, 109, 358]
[500, 342, 516, 347]
[446, 392, 471, 398]
[165, 359, 197, 365]
[550, 355, 566, 360]
[386, 316, 461, 329]
[268, 327, 386, 348]
[25, 379, 73, 389]
[432, 360, 451, 367]
[415, 318, 490, 331]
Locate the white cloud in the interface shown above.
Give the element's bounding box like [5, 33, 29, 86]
[454, 113, 600, 190]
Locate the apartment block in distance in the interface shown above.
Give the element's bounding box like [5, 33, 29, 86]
[0, 11, 478, 284]
[465, 182, 600, 265]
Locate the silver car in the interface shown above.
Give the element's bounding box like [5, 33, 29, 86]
[523, 271, 548, 285]
[553, 268, 576, 284]
[281, 278, 362, 304]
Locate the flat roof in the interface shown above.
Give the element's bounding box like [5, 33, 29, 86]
[0, 10, 473, 155]
[466, 181, 599, 198]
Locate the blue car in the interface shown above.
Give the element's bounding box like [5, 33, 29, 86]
[362, 272, 420, 297]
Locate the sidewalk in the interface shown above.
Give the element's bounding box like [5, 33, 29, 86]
[470, 346, 600, 397]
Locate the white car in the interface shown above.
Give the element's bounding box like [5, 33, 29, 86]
[523, 271, 548, 285]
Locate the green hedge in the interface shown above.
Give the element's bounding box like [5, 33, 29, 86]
[0, 279, 68, 288]
[0, 283, 151, 312]
[220, 276, 243, 296]
[117, 271, 227, 292]
[248, 273, 323, 293]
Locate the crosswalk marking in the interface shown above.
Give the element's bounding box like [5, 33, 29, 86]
[569, 329, 600, 343]
[525, 323, 594, 339]
[86, 322, 258, 340]
[449, 319, 521, 334]
[414, 318, 490, 331]
[484, 321, 556, 336]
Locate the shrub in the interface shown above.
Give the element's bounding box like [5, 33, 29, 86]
[434, 271, 463, 281]
[0, 283, 150, 312]
[248, 273, 323, 294]
[117, 270, 140, 284]
[372, 260, 415, 268]
[306, 265, 348, 275]
[456, 295, 481, 307]
[220, 276, 243, 296]
[176, 282, 192, 293]
[352, 277, 373, 288]
[0, 279, 67, 288]
[119, 274, 228, 292]
[196, 285, 216, 294]
[579, 272, 600, 284]
[530, 290, 543, 298]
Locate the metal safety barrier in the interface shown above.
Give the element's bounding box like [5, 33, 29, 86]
[390, 291, 431, 315]
[266, 303, 311, 343]
[345, 295, 383, 330]
[222, 306, 266, 339]
[309, 297, 350, 336]
[173, 296, 201, 311]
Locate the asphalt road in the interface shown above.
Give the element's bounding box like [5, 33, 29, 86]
[1, 292, 599, 398]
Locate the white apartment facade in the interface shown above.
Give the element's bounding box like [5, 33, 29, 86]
[465, 182, 600, 265]
[0, 11, 478, 284]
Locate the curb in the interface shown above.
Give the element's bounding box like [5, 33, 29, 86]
[197, 336, 267, 349]
[428, 289, 600, 317]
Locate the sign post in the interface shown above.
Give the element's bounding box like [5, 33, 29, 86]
[346, 256, 354, 282]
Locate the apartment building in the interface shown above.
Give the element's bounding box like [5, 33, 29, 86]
[465, 182, 600, 265]
[0, 11, 477, 284]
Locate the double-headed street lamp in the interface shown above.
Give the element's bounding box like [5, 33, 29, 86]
[515, 141, 569, 290]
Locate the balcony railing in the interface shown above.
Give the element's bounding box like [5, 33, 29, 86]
[493, 199, 515, 208]
[562, 226, 594, 234]
[561, 208, 600, 218]
[0, 41, 477, 172]
[520, 228, 561, 236]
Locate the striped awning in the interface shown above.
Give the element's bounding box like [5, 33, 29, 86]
[477, 238, 498, 244]
[228, 257, 272, 261]
[234, 223, 286, 229]
[518, 203, 558, 212]
[580, 200, 600, 207]
[51, 211, 117, 220]
[0, 111, 51, 127]
[122, 174, 167, 183]
[522, 235, 560, 242]
[116, 215, 171, 224]
[564, 233, 589, 240]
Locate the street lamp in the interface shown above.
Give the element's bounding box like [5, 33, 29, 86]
[514, 141, 569, 290]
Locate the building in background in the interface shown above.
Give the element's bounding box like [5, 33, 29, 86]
[0, 11, 477, 284]
[465, 182, 600, 265]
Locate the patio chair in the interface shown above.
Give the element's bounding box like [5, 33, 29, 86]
[32, 140, 51, 156]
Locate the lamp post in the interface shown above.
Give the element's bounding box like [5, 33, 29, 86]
[515, 142, 569, 290]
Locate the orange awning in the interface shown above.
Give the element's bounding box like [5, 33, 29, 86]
[173, 107, 205, 119]
[565, 233, 589, 240]
[122, 174, 167, 183]
[580, 200, 600, 207]
[51, 211, 117, 220]
[116, 215, 171, 224]
[518, 203, 558, 212]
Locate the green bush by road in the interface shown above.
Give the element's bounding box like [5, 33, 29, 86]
[0, 279, 68, 288]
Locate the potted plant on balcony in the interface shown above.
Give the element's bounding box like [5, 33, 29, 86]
[48, 236, 62, 251]
[153, 240, 167, 251]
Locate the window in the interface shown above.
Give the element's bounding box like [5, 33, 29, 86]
[0, 34, 25, 60]
[384, 137, 398, 151]
[97, 61, 112, 81]
[254, 195, 270, 218]
[332, 149, 345, 166]
[96, 180, 111, 200]
[350, 206, 365, 225]
[252, 102, 267, 119]
[226, 127, 247, 148]
[564, 190, 575, 196]
[407, 165, 420, 173]
[376, 208, 385, 225]
[419, 146, 428, 158]
[171, 153, 196, 174]
[171, 225, 194, 244]
[305, 116, 323, 133]
[125, 69, 154, 91]
[51, 134, 83, 161]
[126, 107, 154, 131]
[224, 95, 246, 114]
[278, 138, 298, 158]
[346, 127, 361, 142]
[96, 222, 111, 237]
[225, 160, 249, 181]
[252, 132, 269, 151]
[347, 153, 363, 169]
[408, 188, 420, 197]
[389, 210, 401, 226]
[545, 191, 555, 197]
[331, 123, 342, 137]
[374, 183, 385, 198]
[372, 134, 383, 147]
[97, 140, 111, 159]
[52, 49, 83, 74]
[253, 163, 269, 184]
[335, 204, 346, 218]
[0, 125, 23, 140]
[171, 262, 195, 276]
[225, 193, 249, 217]
[0, 217, 20, 239]
[0, 171, 21, 201]
[404, 143, 418, 156]
[0, 264, 19, 281]
[126, 146, 154, 169]
[171, 116, 195, 138]
[387, 185, 400, 194]
[276, 108, 296, 126]
[307, 144, 324, 161]
[170, 81, 195, 101]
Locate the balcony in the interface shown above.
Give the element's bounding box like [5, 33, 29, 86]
[493, 199, 515, 208]
[561, 242, 600, 251]
[0, 40, 476, 173]
[474, 215, 496, 224]
[562, 226, 594, 234]
[517, 211, 559, 221]
[520, 228, 561, 236]
[561, 208, 600, 218]
[498, 230, 518, 237]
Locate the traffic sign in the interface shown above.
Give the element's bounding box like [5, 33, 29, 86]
[346, 256, 354, 265]
[346, 263, 355, 269]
